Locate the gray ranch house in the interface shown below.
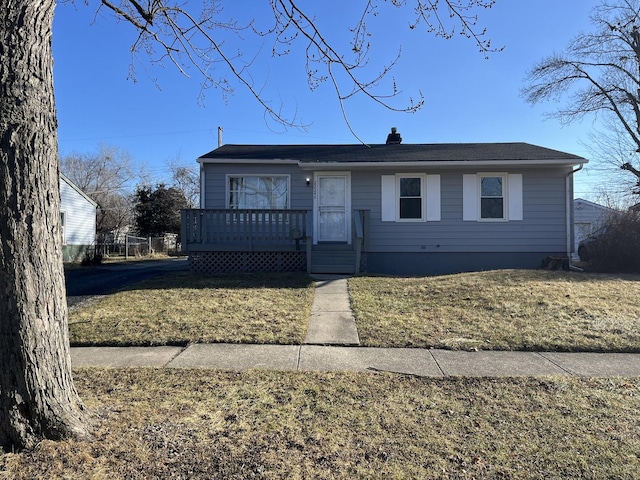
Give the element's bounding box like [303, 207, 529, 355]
[181, 132, 587, 275]
[60, 173, 98, 262]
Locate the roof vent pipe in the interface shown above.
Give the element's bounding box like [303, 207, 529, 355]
[386, 127, 402, 144]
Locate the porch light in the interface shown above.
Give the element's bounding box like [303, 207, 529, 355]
[306, 177, 311, 186]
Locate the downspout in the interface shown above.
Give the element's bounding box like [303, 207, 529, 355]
[199, 161, 205, 209]
[566, 164, 584, 271]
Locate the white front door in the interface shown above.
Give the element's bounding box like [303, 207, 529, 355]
[315, 173, 351, 243]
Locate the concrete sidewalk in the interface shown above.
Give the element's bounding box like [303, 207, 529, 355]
[71, 344, 640, 377]
[69, 274, 640, 377]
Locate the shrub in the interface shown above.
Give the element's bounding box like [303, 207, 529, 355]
[588, 210, 640, 273]
[81, 250, 103, 266]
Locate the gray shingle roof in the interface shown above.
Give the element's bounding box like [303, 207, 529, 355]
[199, 142, 586, 164]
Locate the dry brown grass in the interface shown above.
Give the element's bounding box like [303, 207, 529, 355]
[349, 269, 640, 351]
[69, 272, 315, 346]
[1, 369, 638, 479]
[70, 269, 640, 352]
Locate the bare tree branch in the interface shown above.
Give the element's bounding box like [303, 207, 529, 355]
[98, 0, 499, 134]
[411, 0, 502, 57]
[523, 0, 640, 198]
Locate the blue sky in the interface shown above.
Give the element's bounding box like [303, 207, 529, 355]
[53, 1, 603, 198]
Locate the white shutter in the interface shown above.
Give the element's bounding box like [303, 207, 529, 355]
[508, 174, 523, 221]
[381, 175, 396, 221]
[462, 174, 477, 221]
[426, 175, 441, 221]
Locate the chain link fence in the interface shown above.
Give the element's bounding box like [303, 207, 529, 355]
[95, 234, 180, 259]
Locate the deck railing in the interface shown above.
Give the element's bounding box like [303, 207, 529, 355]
[181, 209, 309, 252]
[353, 210, 364, 274]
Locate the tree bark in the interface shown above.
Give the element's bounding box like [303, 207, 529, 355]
[0, 0, 91, 451]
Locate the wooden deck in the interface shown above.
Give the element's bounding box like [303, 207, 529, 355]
[181, 209, 310, 252]
[181, 209, 369, 274]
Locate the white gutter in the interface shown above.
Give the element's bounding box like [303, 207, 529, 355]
[566, 163, 584, 267]
[300, 159, 583, 169]
[197, 158, 300, 165]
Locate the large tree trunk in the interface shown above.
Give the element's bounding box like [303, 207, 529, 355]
[0, 1, 91, 451]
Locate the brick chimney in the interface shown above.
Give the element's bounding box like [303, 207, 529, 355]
[385, 127, 402, 144]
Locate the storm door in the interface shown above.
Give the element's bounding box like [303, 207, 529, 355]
[314, 173, 351, 243]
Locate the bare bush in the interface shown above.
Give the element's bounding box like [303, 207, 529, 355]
[588, 210, 640, 273]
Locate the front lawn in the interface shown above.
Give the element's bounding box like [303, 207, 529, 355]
[1, 370, 638, 479]
[69, 272, 315, 346]
[38, 270, 640, 478]
[349, 269, 640, 351]
[69, 269, 640, 352]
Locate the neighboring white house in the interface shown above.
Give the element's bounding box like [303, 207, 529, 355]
[60, 173, 98, 262]
[573, 198, 615, 254]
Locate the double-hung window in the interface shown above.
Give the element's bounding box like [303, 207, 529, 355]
[398, 175, 424, 221]
[381, 174, 441, 222]
[228, 175, 289, 210]
[480, 175, 506, 220]
[462, 173, 523, 222]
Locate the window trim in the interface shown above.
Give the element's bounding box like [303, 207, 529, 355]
[381, 174, 440, 222]
[478, 173, 508, 222]
[463, 173, 523, 222]
[396, 174, 426, 222]
[225, 174, 291, 210]
[60, 210, 67, 245]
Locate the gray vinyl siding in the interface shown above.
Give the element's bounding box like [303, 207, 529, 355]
[60, 177, 96, 246]
[202, 163, 312, 210]
[203, 163, 570, 254]
[354, 168, 569, 254]
[365, 252, 554, 276]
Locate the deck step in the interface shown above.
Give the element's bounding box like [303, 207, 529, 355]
[311, 264, 355, 274]
[310, 250, 357, 274]
[312, 243, 354, 252]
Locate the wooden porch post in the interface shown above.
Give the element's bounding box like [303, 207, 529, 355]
[180, 210, 187, 253]
[306, 210, 313, 273]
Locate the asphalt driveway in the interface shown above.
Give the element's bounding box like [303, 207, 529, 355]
[65, 257, 189, 307]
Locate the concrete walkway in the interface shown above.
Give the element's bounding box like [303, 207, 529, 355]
[70, 274, 640, 377]
[303, 275, 359, 346]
